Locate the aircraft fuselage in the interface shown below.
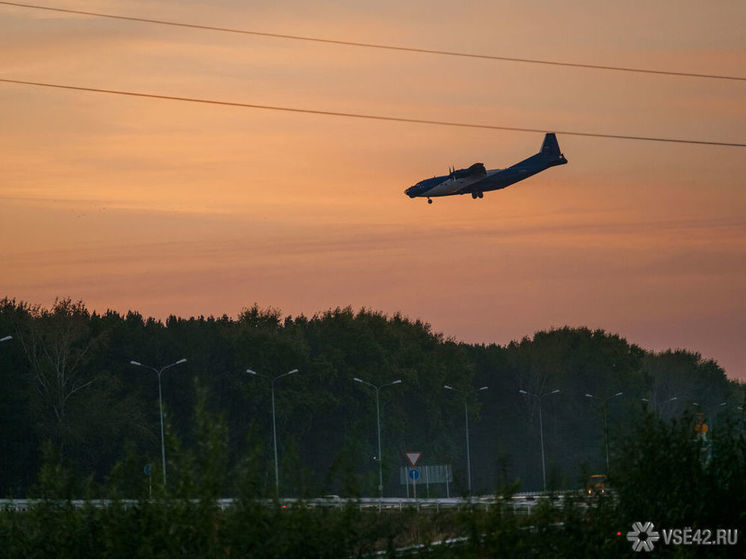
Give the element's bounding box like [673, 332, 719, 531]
[404, 133, 567, 202]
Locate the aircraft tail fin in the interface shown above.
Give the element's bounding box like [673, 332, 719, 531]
[540, 133, 561, 156]
[540, 132, 567, 165]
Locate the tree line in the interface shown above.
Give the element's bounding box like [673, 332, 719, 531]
[0, 297, 742, 499]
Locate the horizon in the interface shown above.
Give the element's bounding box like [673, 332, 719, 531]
[3, 296, 734, 378]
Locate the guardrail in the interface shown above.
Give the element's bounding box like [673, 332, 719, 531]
[0, 491, 580, 513]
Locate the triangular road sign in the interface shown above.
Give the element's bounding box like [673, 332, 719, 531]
[406, 452, 422, 466]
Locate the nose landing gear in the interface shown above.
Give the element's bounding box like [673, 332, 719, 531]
[427, 198, 432, 204]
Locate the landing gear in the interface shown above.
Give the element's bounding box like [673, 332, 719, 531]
[471, 192, 484, 199]
[427, 198, 432, 204]
[478, 192, 483, 198]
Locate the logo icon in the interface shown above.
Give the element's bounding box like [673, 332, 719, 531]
[627, 521, 660, 552]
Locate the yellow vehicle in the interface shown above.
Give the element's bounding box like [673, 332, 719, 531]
[586, 474, 607, 495]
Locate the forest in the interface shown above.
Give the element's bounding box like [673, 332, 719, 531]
[0, 297, 742, 500]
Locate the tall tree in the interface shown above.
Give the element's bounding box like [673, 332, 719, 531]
[15, 299, 102, 454]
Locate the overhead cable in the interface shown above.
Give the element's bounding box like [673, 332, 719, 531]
[2, 78, 744, 148]
[1, 1, 744, 82]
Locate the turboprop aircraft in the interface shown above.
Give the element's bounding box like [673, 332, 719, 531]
[404, 133, 567, 204]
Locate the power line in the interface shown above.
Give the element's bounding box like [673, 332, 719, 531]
[1, 1, 745, 83]
[2, 78, 744, 148]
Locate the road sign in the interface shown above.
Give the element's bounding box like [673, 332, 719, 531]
[409, 468, 420, 480]
[406, 452, 422, 466]
[143, 464, 152, 476]
[400, 465, 452, 484]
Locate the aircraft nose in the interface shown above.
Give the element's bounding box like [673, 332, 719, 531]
[404, 186, 415, 198]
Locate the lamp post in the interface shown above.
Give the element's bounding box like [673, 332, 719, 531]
[444, 385, 488, 495]
[642, 395, 677, 416]
[584, 392, 623, 473]
[519, 388, 560, 492]
[353, 377, 402, 503]
[130, 358, 187, 488]
[0, 335, 12, 342]
[246, 368, 299, 500]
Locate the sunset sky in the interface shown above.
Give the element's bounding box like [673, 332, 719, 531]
[1, 1, 745, 378]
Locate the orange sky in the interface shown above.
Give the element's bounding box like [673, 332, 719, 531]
[1, 1, 745, 378]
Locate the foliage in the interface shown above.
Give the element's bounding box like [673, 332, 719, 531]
[0, 297, 743, 556]
[613, 409, 746, 531]
[0, 298, 741, 501]
[3, 412, 746, 559]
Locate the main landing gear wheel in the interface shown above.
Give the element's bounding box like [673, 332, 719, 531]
[478, 192, 483, 198]
[471, 192, 484, 199]
[427, 198, 432, 204]
[471, 192, 477, 199]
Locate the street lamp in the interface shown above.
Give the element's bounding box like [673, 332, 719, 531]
[0, 335, 12, 342]
[246, 368, 299, 499]
[130, 358, 187, 488]
[354, 377, 402, 503]
[642, 395, 677, 415]
[584, 392, 623, 473]
[444, 385, 488, 495]
[519, 388, 560, 492]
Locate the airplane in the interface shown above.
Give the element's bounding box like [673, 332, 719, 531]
[404, 133, 567, 204]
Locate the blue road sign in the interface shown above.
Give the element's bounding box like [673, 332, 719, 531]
[144, 464, 152, 476]
[409, 468, 420, 480]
